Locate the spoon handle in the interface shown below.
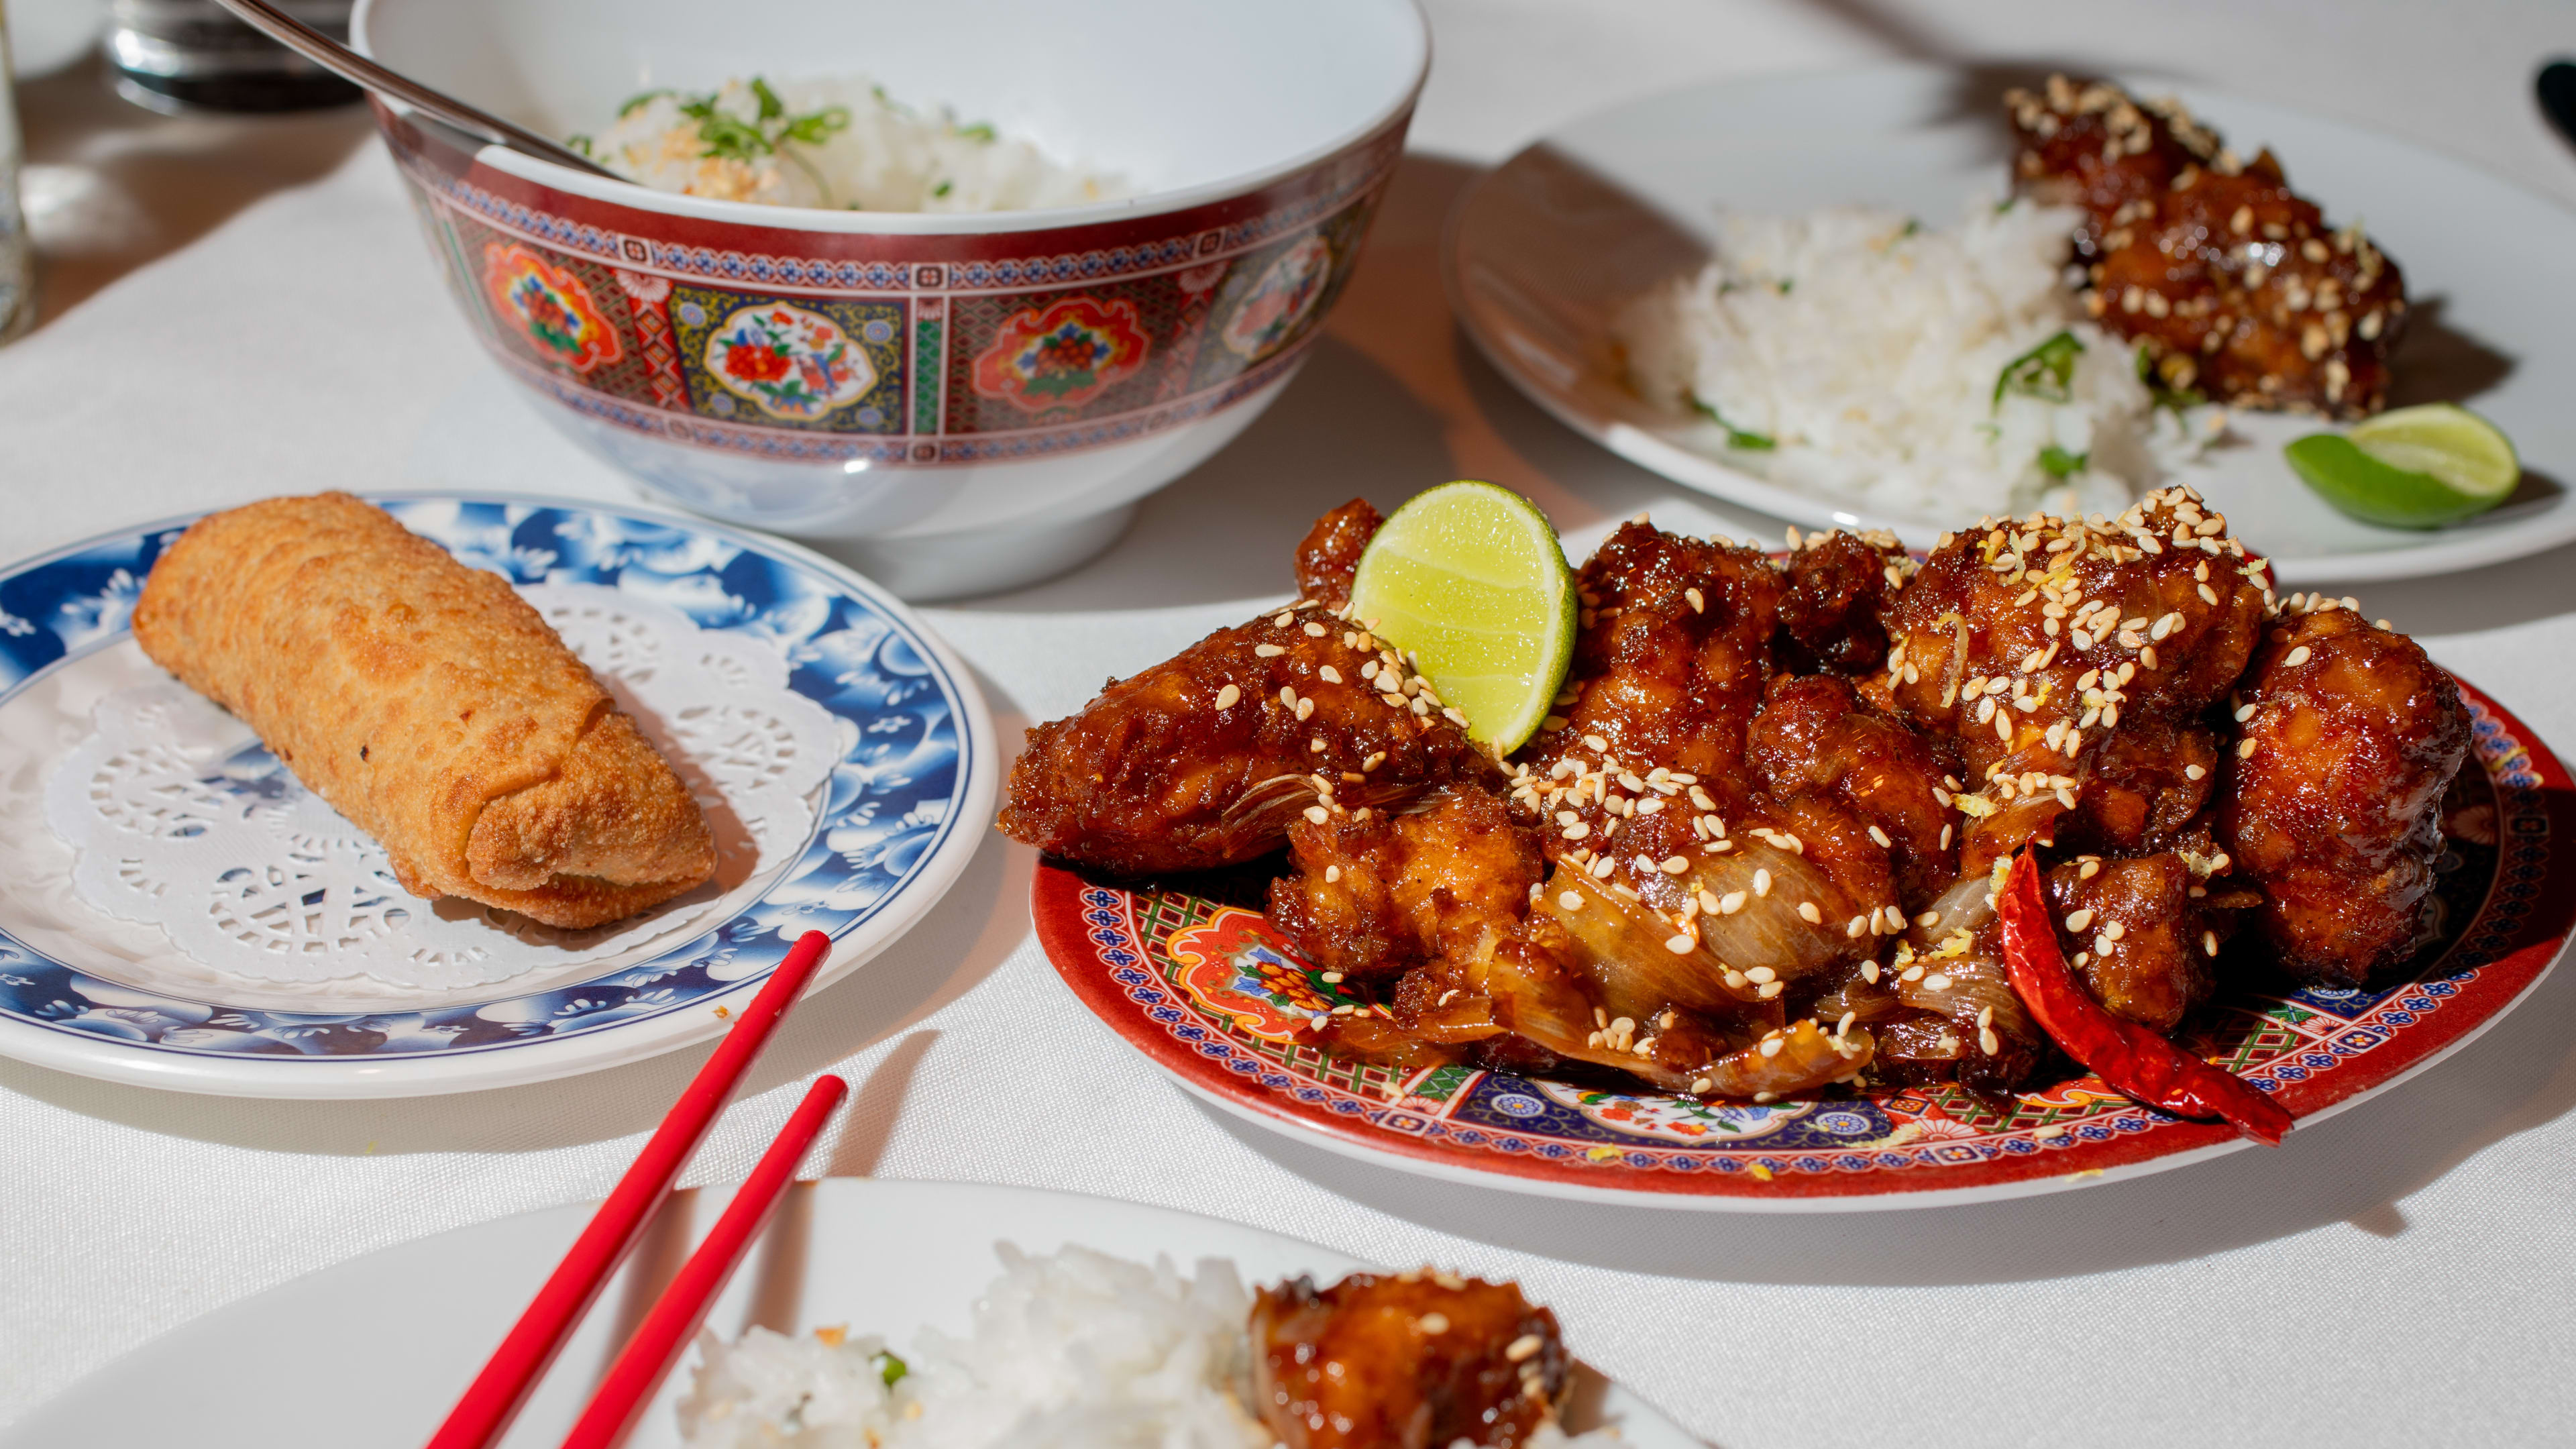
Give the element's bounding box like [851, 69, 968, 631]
[209, 0, 623, 180]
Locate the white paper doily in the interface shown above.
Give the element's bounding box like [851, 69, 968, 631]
[42, 583, 841, 990]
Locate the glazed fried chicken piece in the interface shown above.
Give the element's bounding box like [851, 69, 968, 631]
[1470, 521, 1884, 1093]
[1250, 1271, 1571, 1449]
[2053, 715, 2223, 857]
[2047, 851, 2221, 1032]
[998, 601, 1485, 875]
[1881, 486, 2267, 875]
[1748, 674, 1958, 908]
[1509, 523, 1885, 983]
[2220, 601, 2467, 986]
[1270, 784, 1545, 983]
[2006, 74, 2407, 417]
[1777, 529, 1913, 675]
[1294, 498, 1385, 610]
[1534, 520, 1786, 782]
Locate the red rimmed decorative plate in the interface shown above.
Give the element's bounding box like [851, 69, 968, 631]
[1034, 678, 2571, 1210]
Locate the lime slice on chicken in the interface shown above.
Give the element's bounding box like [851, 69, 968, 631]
[1347, 481, 1577, 755]
[2286, 403, 2520, 529]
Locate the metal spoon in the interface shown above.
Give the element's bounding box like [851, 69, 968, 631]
[208, 0, 622, 180]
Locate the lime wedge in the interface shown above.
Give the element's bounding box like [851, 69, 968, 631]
[1348, 481, 1576, 755]
[2286, 403, 2519, 529]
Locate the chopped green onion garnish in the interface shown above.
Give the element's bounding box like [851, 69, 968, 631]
[1690, 398, 1777, 451]
[1994, 329, 2084, 409]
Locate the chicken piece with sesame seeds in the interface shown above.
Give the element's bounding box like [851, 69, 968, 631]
[1250, 1271, 1571, 1449]
[999, 605, 1488, 875]
[1747, 674, 1958, 908]
[1269, 784, 1545, 983]
[1527, 520, 1785, 788]
[2219, 603, 2467, 987]
[2046, 851, 2224, 1032]
[2052, 715, 2222, 857]
[1776, 528, 1913, 675]
[1293, 496, 1384, 610]
[1880, 486, 2266, 875]
[2005, 73, 2408, 418]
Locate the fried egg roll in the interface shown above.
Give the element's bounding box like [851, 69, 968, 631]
[131, 492, 715, 929]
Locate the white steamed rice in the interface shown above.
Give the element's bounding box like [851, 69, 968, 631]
[677, 1244, 1622, 1449]
[583, 77, 1128, 213]
[1617, 198, 2213, 518]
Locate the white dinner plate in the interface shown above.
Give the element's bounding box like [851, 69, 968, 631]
[1448, 64, 2576, 583]
[0, 494, 996, 1097]
[0, 1177, 1697, 1448]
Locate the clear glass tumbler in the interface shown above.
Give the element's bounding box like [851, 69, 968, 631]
[0, 17, 30, 340]
[107, 0, 356, 113]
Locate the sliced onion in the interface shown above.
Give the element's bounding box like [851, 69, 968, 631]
[1880, 947, 2043, 1087]
[1805, 959, 1907, 1026]
[1696, 1018, 1875, 1099]
[1907, 870, 1999, 948]
[1537, 865, 1754, 1018]
[1684, 838, 1873, 982]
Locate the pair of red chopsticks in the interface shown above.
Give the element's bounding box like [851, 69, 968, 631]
[427, 929, 847, 1449]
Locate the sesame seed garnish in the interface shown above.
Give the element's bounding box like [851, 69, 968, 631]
[1753, 869, 1772, 897]
[1302, 806, 1329, 825]
[1303, 621, 1327, 638]
[1318, 665, 1341, 684]
[1796, 901, 1822, 924]
[1325, 865, 1341, 883]
[1507, 1334, 1543, 1362]
[1663, 933, 1695, 954]
[1416, 1312, 1450, 1334]
[2065, 909, 2094, 931]
[1213, 684, 1240, 710]
[2285, 645, 2312, 666]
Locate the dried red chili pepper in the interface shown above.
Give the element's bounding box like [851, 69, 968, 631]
[1998, 848, 2293, 1145]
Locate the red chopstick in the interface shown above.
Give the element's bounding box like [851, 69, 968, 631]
[560, 1073, 851, 1449]
[425, 929, 837, 1449]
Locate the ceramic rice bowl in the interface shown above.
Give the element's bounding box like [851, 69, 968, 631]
[352, 0, 1429, 598]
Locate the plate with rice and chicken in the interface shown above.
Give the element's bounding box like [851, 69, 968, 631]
[1447, 65, 2576, 582]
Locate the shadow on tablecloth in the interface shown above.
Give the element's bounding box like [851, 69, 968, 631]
[12, 54, 372, 331]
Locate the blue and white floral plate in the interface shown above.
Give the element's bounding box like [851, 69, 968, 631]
[0, 495, 995, 1097]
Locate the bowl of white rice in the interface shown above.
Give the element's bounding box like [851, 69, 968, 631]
[352, 0, 1430, 598]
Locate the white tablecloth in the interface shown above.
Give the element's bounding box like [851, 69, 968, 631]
[5, 3, 2575, 1444]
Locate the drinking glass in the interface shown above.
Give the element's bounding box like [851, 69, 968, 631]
[106, 0, 355, 113]
[0, 18, 29, 340]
